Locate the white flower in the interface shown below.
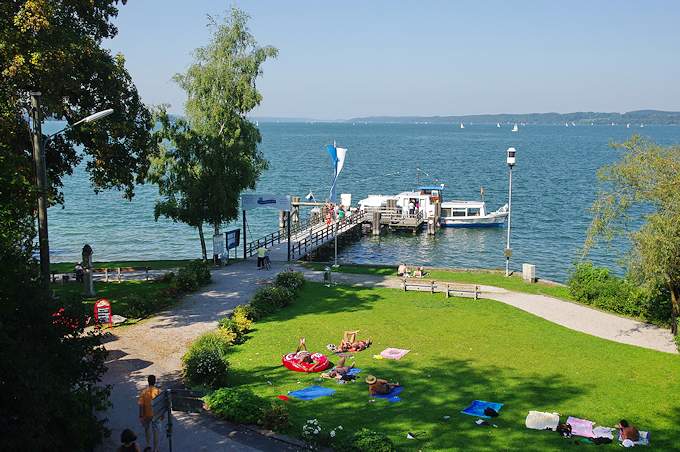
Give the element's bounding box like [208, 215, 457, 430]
[330, 430, 336, 438]
[337, 425, 343, 430]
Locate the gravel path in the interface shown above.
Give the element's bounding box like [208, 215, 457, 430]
[96, 260, 676, 450]
[97, 259, 301, 452]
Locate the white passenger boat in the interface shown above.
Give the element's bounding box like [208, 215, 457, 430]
[440, 200, 508, 227]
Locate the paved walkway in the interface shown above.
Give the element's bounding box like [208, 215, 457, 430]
[97, 259, 676, 450]
[296, 267, 678, 354]
[97, 259, 301, 452]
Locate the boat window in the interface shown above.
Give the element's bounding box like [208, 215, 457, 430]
[467, 208, 481, 217]
[441, 208, 452, 217]
[452, 209, 466, 217]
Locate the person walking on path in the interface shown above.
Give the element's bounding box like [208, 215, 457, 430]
[138, 375, 162, 452]
[257, 245, 266, 269]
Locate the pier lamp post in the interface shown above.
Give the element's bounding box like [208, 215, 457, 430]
[504, 147, 516, 277]
[29, 91, 113, 285]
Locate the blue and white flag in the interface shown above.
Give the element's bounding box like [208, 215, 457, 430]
[326, 143, 347, 203]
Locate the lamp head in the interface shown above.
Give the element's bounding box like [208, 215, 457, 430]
[506, 147, 517, 167]
[83, 108, 114, 123]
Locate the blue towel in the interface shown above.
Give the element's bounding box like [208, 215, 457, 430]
[347, 367, 362, 376]
[461, 400, 503, 419]
[373, 385, 404, 403]
[288, 385, 336, 400]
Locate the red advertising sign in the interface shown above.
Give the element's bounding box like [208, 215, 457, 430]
[94, 298, 112, 327]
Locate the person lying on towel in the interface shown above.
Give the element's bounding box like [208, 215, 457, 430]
[365, 375, 399, 396]
[322, 357, 355, 380]
[617, 419, 640, 442]
[340, 337, 372, 353]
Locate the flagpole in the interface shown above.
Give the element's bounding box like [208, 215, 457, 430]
[333, 140, 339, 267]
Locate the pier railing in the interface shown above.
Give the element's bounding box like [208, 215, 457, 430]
[244, 216, 321, 258]
[290, 211, 366, 259]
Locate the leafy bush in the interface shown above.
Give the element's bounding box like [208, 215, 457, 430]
[233, 303, 257, 321]
[274, 270, 305, 293]
[250, 286, 294, 319]
[259, 401, 290, 431]
[569, 263, 675, 325]
[174, 260, 211, 292]
[205, 387, 270, 424]
[181, 330, 234, 388]
[218, 307, 253, 343]
[350, 429, 396, 452]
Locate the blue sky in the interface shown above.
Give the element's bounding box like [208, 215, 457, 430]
[106, 0, 680, 119]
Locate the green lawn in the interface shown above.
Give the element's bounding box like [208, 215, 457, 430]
[50, 259, 195, 273]
[303, 262, 572, 300]
[224, 282, 679, 451]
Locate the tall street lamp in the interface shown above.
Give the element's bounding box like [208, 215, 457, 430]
[29, 91, 113, 285]
[505, 147, 516, 277]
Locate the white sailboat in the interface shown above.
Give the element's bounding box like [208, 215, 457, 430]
[565, 122, 569, 127]
[640, 123, 645, 128]
[571, 122, 576, 127]
[611, 122, 615, 126]
[497, 123, 501, 128]
[460, 122, 465, 129]
[512, 123, 519, 132]
[626, 123, 630, 128]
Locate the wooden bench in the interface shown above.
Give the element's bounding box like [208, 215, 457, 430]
[96, 267, 151, 282]
[402, 278, 436, 293]
[442, 282, 480, 300]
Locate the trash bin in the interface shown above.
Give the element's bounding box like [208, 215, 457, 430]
[323, 266, 332, 287]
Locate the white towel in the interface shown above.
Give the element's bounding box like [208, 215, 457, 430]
[525, 411, 560, 431]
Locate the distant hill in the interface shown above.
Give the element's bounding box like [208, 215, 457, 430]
[347, 110, 680, 125]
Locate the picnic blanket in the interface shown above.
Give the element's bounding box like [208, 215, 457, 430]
[592, 426, 614, 439]
[525, 411, 560, 431]
[461, 400, 504, 419]
[288, 385, 336, 400]
[618, 430, 650, 447]
[373, 385, 403, 402]
[380, 348, 410, 360]
[346, 367, 362, 376]
[566, 416, 595, 438]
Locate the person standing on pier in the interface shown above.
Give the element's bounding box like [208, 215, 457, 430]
[257, 246, 266, 269]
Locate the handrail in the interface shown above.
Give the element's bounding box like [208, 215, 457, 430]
[290, 211, 366, 259]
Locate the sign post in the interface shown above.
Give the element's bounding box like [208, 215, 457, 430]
[93, 298, 112, 328]
[225, 229, 240, 261]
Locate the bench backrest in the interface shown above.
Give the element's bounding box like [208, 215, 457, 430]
[444, 282, 479, 292]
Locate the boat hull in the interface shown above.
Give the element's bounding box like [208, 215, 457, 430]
[440, 215, 507, 228]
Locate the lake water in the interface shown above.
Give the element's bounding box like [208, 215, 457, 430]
[48, 122, 680, 282]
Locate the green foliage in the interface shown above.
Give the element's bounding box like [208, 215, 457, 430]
[148, 8, 277, 257]
[350, 429, 396, 452]
[250, 286, 294, 319]
[0, 249, 109, 450]
[568, 262, 673, 322]
[585, 136, 680, 334]
[174, 259, 211, 292]
[274, 270, 306, 294]
[233, 303, 258, 322]
[182, 330, 234, 388]
[205, 387, 270, 425]
[218, 308, 253, 343]
[259, 401, 290, 431]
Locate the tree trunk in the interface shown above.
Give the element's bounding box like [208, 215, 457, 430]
[198, 223, 207, 261]
[213, 223, 220, 264]
[670, 282, 679, 336]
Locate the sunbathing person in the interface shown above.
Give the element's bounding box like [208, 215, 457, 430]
[294, 338, 314, 363]
[617, 419, 640, 442]
[365, 375, 400, 396]
[340, 337, 372, 353]
[397, 263, 410, 277]
[321, 357, 355, 380]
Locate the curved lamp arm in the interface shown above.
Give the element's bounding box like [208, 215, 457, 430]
[45, 108, 114, 142]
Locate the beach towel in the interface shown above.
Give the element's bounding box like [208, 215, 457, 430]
[288, 385, 336, 400]
[461, 400, 504, 419]
[346, 367, 362, 376]
[525, 411, 560, 431]
[373, 385, 403, 403]
[566, 416, 595, 438]
[592, 426, 613, 439]
[380, 348, 410, 360]
[618, 430, 650, 446]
